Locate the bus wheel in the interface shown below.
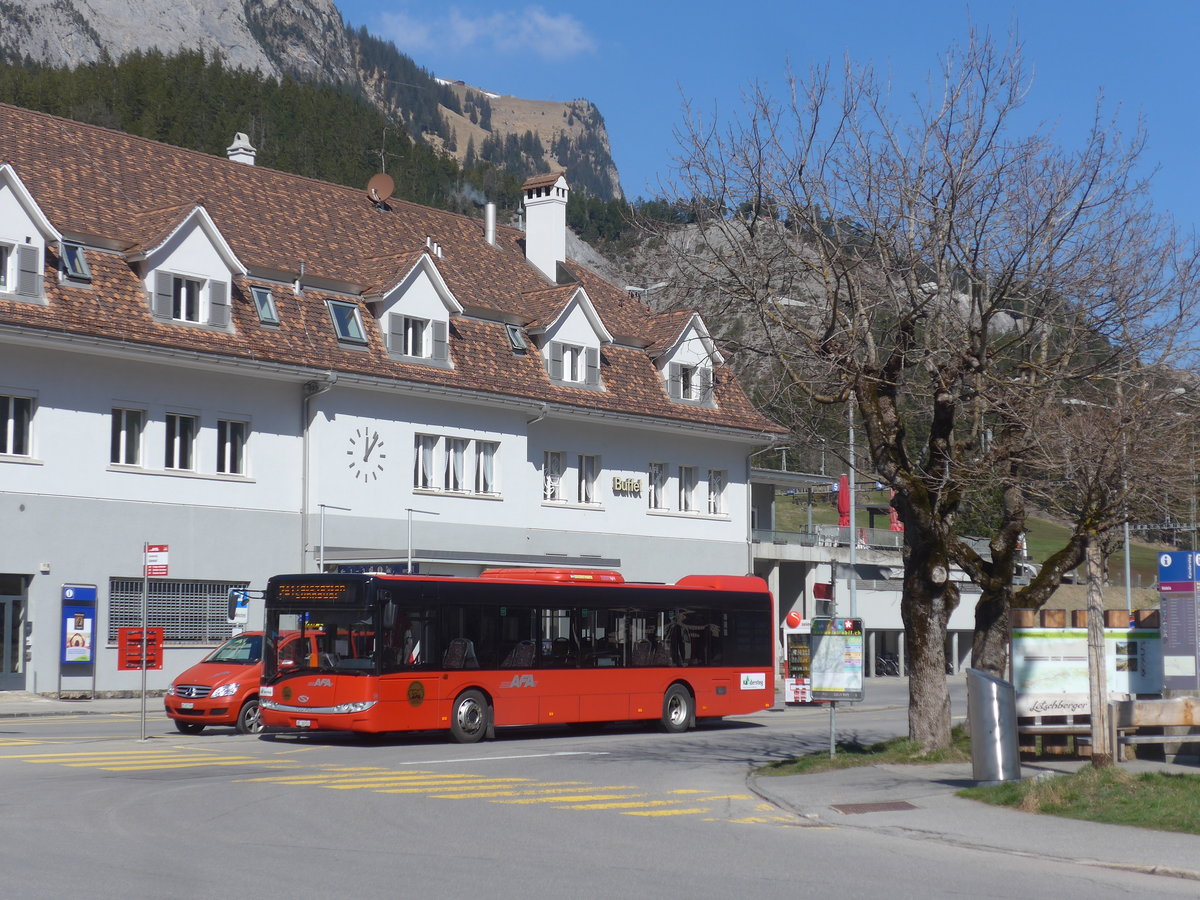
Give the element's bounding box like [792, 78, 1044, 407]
[451, 689, 490, 743]
[661, 685, 693, 734]
[236, 698, 263, 735]
[174, 721, 205, 734]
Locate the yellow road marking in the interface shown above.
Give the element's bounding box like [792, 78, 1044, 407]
[326, 777, 529, 790]
[623, 807, 711, 817]
[554, 800, 677, 810]
[494, 793, 645, 805]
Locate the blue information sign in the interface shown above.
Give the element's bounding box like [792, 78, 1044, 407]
[61, 584, 97, 666]
[1157, 552, 1200, 691]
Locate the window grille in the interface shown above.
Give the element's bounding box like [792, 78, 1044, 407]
[108, 578, 248, 644]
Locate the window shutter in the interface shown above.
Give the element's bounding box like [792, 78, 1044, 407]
[15, 245, 40, 298]
[585, 347, 600, 386]
[208, 280, 230, 328]
[549, 342, 564, 380]
[153, 272, 173, 319]
[432, 320, 449, 362]
[389, 313, 405, 354]
[668, 363, 682, 399]
[699, 366, 713, 403]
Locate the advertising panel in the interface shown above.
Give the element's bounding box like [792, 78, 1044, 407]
[60, 584, 96, 666]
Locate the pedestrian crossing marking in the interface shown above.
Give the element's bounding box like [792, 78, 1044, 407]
[0, 746, 790, 825]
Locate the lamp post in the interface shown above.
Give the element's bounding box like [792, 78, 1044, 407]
[406, 507, 440, 574]
[848, 396, 857, 618]
[317, 503, 351, 572]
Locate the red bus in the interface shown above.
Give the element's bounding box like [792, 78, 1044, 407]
[259, 569, 775, 742]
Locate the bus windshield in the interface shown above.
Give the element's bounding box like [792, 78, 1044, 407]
[271, 608, 378, 676]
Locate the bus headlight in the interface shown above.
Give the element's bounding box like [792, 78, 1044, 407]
[331, 701, 376, 714]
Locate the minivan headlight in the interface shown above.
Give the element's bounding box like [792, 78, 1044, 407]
[210, 683, 239, 698]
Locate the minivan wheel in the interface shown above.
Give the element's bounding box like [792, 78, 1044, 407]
[175, 721, 205, 734]
[236, 698, 263, 734]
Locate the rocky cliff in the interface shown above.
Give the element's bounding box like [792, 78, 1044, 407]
[0, 0, 623, 198]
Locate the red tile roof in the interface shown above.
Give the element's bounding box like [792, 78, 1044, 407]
[0, 103, 783, 436]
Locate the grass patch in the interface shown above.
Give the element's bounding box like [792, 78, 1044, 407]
[960, 766, 1200, 834]
[757, 726, 972, 776]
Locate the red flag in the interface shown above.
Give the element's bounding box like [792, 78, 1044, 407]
[837, 474, 850, 527]
[888, 488, 904, 532]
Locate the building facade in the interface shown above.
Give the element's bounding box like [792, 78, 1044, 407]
[0, 106, 782, 695]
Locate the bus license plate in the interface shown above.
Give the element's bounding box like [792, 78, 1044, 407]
[296, 719, 312, 728]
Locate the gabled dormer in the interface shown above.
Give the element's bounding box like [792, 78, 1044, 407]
[127, 205, 246, 332]
[527, 285, 613, 390]
[371, 252, 463, 368]
[653, 311, 724, 407]
[0, 164, 62, 306]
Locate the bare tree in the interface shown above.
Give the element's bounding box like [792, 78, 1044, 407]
[650, 31, 1200, 750]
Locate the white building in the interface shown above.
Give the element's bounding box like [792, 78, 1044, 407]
[0, 108, 783, 695]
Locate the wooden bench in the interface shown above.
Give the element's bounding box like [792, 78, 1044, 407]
[1111, 698, 1200, 756]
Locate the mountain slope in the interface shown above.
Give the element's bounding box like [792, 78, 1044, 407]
[0, 0, 623, 198]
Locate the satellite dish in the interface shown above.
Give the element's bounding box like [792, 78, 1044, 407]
[367, 173, 395, 204]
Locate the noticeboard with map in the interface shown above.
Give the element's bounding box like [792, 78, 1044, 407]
[810, 617, 865, 702]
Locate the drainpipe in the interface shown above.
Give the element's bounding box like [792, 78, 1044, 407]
[300, 373, 337, 572]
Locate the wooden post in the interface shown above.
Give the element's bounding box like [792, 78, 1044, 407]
[1086, 537, 1113, 767]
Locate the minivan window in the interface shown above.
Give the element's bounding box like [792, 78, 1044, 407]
[206, 634, 262, 664]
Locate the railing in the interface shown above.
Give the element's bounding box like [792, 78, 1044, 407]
[752, 525, 903, 551]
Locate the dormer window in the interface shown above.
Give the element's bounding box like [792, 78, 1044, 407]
[0, 243, 43, 300]
[328, 299, 367, 344]
[668, 362, 713, 405]
[151, 272, 230, 329]
[388, 313, 449, 365]
[251, 286, 279, 325]
[61, 243, 91, 283]
[548, 341, 599, 387]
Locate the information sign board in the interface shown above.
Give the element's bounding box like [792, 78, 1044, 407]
[810, 617, 865, 702]
[60, 584, 96, 666]
[144, 544, 169, 577]
[1157, 551, 1200, 691]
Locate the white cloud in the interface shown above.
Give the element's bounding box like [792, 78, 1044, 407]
[378, 5, 596, 63]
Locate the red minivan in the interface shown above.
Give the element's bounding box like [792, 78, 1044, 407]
[164, 631, 313, 734]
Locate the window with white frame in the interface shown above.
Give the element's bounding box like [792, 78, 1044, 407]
[217, 419, 247, 475]
[0, 394, 33, 456]
[548, 342, 600, 387]
[251, 286, 278, 324]
[328, 299, 367, 344]
[414, 434, 438, 489]
[165, 413, 197, 470]
[389, 314, 449, 363]
[475, 441, 498, 494]
[445, 438, 468, 492]
[707, 469, 727, 514]
[578, 454, 599, 504]
[678, 465, 697, 512]
[0, 244, 8, 290]
[544, 450, 565, 501]
[668, 362, 713, 404]
[1, 243, 42, 299]
[110, 408, 144, 466]
[648, 462, 667, 509]
[152, 272, 229, 328]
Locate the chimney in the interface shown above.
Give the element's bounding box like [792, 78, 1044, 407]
[521, 173, 568, 281]
[484, 202, 497, 246]
[226, 132, 257, 165]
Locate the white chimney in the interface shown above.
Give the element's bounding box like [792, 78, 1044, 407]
[522, 173, 568, 281]
[226, 133, 257, 165]
[484, 202, 496, 246]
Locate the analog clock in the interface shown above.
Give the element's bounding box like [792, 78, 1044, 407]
[347, 427, 386, 481]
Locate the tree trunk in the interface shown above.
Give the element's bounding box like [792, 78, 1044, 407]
[901, 529, 959, 752]
[1086, 537, 1114, 768]
[971, 585, 1011, 678]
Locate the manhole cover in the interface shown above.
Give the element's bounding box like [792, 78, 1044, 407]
[830, 801, 918, 815]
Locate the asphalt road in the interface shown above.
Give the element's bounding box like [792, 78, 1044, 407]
[1, 680, 1194, 898]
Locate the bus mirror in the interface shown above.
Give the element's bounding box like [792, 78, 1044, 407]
[382, 601, 396, 628]
[228, 589, 250, 625]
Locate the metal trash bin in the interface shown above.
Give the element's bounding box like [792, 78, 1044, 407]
[966, 667, 1021, 782]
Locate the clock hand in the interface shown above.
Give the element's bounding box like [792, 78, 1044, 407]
[364, 433, 378, 461]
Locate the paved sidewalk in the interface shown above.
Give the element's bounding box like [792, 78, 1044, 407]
[750, 758, 1200, 883]
[0, 690, 147, 717]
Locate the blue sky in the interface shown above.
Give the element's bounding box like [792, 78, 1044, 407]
[335, 0, 1200, 231]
